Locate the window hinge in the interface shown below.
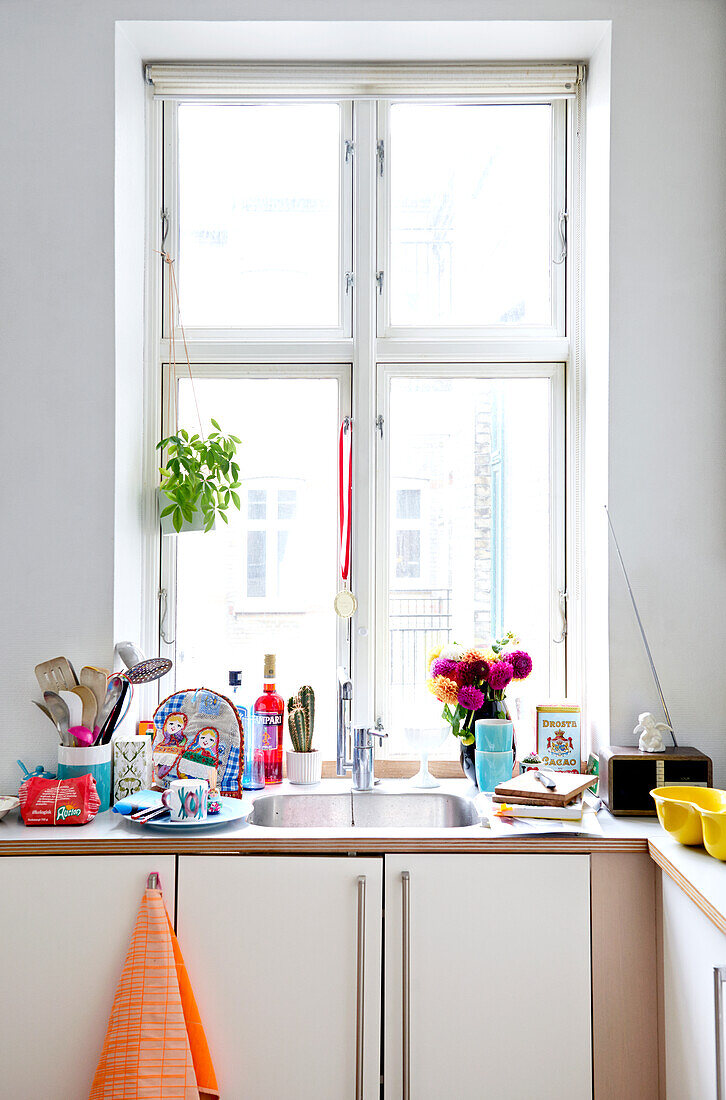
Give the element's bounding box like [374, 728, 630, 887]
[553, 588, 568, 644]
[375, 270, 384, 295]
[376, 415, 384, 439]
[376, 139, 385, 177]
[344, 139, 355, 163]
[345, 271, 355, 294]
[553, 210, 568, 265]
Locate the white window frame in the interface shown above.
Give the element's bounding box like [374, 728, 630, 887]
[376, 98, 567, 341]
[145, 72, 583, 752]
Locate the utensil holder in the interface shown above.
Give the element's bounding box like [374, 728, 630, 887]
[286, 749, 322, 785]
[58, 743, 112, 811]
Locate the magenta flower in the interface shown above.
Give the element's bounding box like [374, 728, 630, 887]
[456, 658, 489, 686]
[432, 657, 459, 679]
[457, 684, 485, 710]
[504, 650, 533, 680]
[487, 660, 514, 692]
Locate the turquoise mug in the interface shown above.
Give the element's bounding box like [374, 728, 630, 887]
[57, 743, 112, 812]
[475, 749, 514, 793]
[475, 719, 513, 753]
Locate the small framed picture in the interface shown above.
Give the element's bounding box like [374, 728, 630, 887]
[536, 705, 581, 773]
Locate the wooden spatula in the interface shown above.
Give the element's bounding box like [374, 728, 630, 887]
[70, 684, 97, 730]
[80, 666, 109, 716]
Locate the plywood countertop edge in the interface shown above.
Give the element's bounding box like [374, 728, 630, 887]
[648, 839, 726, 936]
[0, 836, 650, 857]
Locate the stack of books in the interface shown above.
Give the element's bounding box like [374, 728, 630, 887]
[492, 772, 594, 821]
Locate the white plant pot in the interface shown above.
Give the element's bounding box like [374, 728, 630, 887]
[286, 749, 322, 785]
[158, 489, 213, 535]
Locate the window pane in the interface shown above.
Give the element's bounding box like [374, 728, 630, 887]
[178, 103, 342, 327]
[386, 376, 554, 755]
[174, 376, 341, 758]
[247, 530, 266, 597]
[278, 489, 297, 521]
[248, 489, 266, 520]
[396, 530, 421, 579]
[388, 104, 552, 328]
[396, 488, 421, 520]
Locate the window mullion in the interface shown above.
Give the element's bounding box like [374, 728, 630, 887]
[350, 99, 378, 730]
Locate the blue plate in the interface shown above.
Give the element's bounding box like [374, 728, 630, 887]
[114, 790, 250, 830]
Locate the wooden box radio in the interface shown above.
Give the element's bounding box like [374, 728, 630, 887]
[599, 746, 713, 816]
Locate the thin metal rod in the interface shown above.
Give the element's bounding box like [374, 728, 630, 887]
[605, 506, 677, 746]
[715, 966, 726, 1100]
[355, 875, 366, 1100]
[402, 870, 411, 1100]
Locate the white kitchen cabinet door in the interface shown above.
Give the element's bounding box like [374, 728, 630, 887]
[177, 855, 382, 1100]
[662, 872, 726, 1100]
[0, 855, 176, 1100]
[384, 854, 592, 1100]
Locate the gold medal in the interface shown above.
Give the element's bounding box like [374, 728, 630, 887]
[334, 588, 358, 619]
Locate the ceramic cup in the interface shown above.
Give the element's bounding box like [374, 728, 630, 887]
[161, 778, 208, 822]
[475, 719, 514, 753]
[475, 749, 514, 793]
[57, 743, 112, 812]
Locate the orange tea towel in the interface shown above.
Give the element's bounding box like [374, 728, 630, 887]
[89, 884, 219, 1100]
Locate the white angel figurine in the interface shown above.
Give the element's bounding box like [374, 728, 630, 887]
[634, 712, 672, 753]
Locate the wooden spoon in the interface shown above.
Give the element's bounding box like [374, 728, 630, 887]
[70, 685, 97, 731]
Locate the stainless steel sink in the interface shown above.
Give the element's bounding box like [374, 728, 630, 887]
[248, 794, 353, 828]
[352, 791, 478, 828]
[247, 790, 478, 828]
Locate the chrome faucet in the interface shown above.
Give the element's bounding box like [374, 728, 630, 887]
[337, 667, 388, 790]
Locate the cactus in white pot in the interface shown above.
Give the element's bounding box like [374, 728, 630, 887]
[286, 686, 321, 784]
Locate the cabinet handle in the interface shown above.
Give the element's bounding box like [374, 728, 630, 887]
[715, 966, 726, 1099]
[356, 875, 366, 1100]
[402, 870, 411, 1100]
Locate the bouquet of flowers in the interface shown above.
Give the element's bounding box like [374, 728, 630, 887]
[427, 632, 533, 745]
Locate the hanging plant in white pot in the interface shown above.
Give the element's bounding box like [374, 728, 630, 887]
[157, 421, 242, 534]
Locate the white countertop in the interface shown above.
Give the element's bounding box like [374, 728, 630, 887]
[0, 778, 663, 855]
[649, 832, 726, 934]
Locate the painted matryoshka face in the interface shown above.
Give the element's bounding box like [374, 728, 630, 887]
[198, 731, 217, 753]
[166, 719, 184, 737]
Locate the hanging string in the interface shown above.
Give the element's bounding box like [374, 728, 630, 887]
[156, 247, 204, 440]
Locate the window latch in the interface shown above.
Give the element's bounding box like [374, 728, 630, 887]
[345, 271, 355, 294]
[345, 139, 355, 163]
[376, 414, 384, 439]
[553, 588, 568, 644]
[553, 210, 568, 264]
[375, 270, 384, 295]
[376, 139, 385, 178]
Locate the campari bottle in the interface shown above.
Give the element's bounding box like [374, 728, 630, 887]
[254, 653, 284, 784]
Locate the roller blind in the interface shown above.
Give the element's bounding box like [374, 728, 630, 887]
[145, 61, 584, 98]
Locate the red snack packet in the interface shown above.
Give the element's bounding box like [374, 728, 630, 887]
[18, 774, 101, 826]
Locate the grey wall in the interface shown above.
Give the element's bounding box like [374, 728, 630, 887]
[0, 0, 725, 791]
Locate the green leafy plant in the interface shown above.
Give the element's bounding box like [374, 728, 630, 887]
[287, 685, 316, 752]
[157, 420, 242, 533]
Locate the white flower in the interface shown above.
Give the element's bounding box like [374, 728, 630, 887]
[439, 643, 466, 660]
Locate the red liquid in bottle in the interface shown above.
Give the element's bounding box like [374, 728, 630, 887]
[254, 654, 284, 785]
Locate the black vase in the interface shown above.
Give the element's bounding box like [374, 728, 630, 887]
[458, 698, 515, 789]
[459, 740, 477, 784]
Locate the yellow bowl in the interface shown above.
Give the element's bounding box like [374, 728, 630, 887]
[651, 786, 726, 854]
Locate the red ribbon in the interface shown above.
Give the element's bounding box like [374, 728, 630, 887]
[339, 419, 352, 582]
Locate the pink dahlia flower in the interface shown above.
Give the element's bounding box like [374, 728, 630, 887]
[504, 650, 533, 680]
[431, 657, 459, 679]
[487, 660, 514, 692]
[457, 684, 485, 710]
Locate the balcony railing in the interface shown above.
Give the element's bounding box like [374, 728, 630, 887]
[389, 588, 452, 690]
